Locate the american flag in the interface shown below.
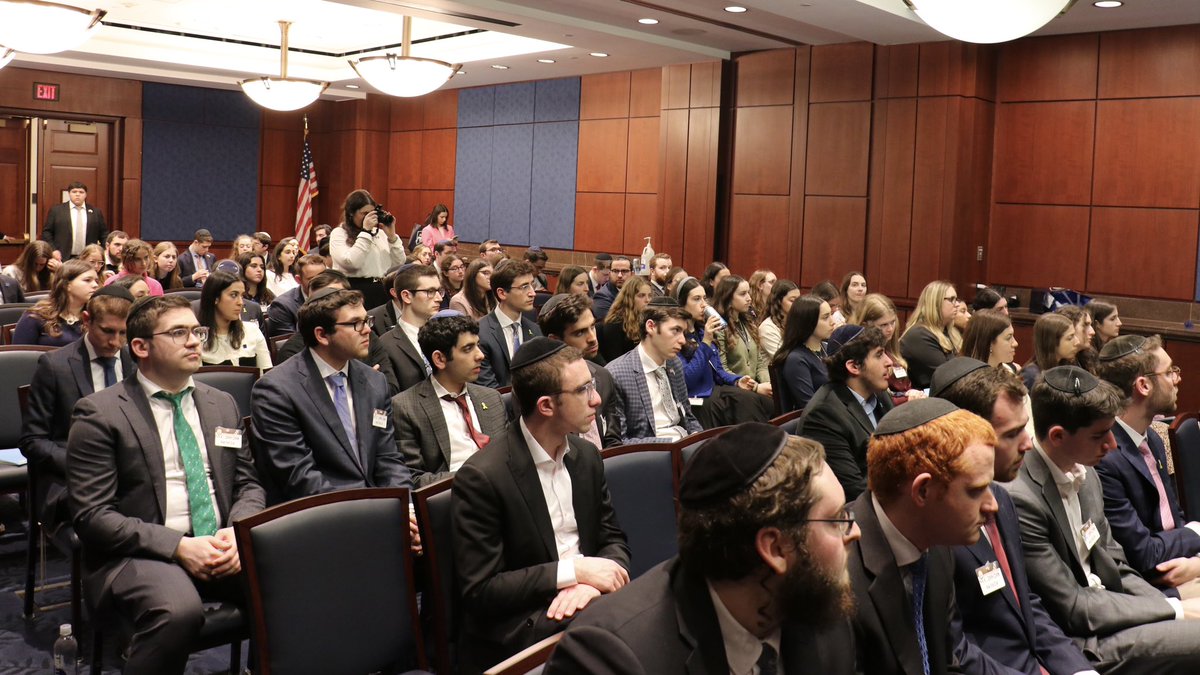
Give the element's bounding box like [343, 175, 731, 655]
[295, 134, 318, 251]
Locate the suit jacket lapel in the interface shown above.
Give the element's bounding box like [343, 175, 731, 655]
[836, 385, 876, 435]
[69, 340, 94, 396]
[506, 425, 557, 560]
[490, 317, 511, 368]
[119, 380, 168, 521]
[564, 439, 596, 552]
[1113, 425, 1159, 495]
[671, 560, 728, 675]
[855, 492, 925, 675]
[194, 387, 232, 522]
[1026, 450, 1085, 576]
[394, 327, 425, 372]
[417, 380, 452, 466]
[299, 351, 365, 477]
[348, 364, 376, 480]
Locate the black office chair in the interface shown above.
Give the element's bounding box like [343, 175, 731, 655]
[164, 287, 202, 301]
[676, 425, 733, 471]
[194, 365, 259, 419]
[236, 487, 428, 675]
[1169, 413, 1200, 520]
[767, 363, 784, 416]
[0, 345, 52, 496]
[0, 303, 34, 329]
[414, 477, 457, 675]
[601, 443, 680, 578]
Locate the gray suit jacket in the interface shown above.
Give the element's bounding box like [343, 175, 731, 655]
[1008, 448, 1176, 637]
[605, 349, 701, 444]
[392, 378, 507, 487]
[67, 378, 265, 605]
[476, 310, 541, 389]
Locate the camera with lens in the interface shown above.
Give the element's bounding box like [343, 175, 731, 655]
[374, 205, 395, 227]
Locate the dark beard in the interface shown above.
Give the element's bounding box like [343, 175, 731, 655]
[773, 552, 856, 627]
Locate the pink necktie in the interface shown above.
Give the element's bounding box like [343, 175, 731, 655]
[1139, 440, 1176, 531]
[985, 519, 1050, 675]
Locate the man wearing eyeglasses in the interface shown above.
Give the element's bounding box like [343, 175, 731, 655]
[251, 287, 411, 504]
[480, 239, 506, 266]
[453, 337, 629, 674]
[1095, 336, 1200, 593]
[477, 260, 542, 389]
[378, 264, 443, 395]
[67, 294, 265, 675]
[546, 423, 859, 674]
[592, 256, 631, 322]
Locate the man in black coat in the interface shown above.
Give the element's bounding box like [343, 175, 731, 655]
[538, 293, 621, 447]
[41, 181, 107, 259]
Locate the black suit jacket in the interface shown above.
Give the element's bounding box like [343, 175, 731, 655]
[176, 249, 217, 288]
[266, 286, 304, 336]
[368, 301, 399, 337]
[0, 274, 25, 303]
[849, 491, 963, 675]
[546, 557, 857, 675]
[42, 201, 107, 257]
[476, 311, 542, 389]
[67, 378, 265, 605]
[800, 383, 893, 501]
[951, 485, 1092, 675]
[452, 425, 630, 673]
[378, 324, 428, 395]
[392, 378, 508, 486]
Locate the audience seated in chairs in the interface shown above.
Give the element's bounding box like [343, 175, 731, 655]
[756, 278, 797, 362]
[176, 229, 215, 288]
[854, 293, 925, 406]
[773, 294, 834, 412]
[452, 338, 630, 674]
[102, 238, 165, 297]
[476, 260, 542, 389]
[196, 270, 271, 371]
[898, 279, 962, 391]
[392, 312, 507, 487]
[378, 263, 442, 395]
[266, 253, 327, 337]
[67, 294, 265, 675]
[591, 256, 631, 322]
[537, 293, 621, 447]
[12, 258, 98, 347]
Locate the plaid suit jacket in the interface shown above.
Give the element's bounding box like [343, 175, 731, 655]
[605, 348, 701, 444]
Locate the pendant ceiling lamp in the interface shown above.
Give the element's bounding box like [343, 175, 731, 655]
[350, 16, 461, 97]
[0, 0, 105, 54]
[903, 0, 1078, 44]
[239, 21, 329, 112]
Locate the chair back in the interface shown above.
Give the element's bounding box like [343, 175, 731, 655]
[0, 346, 54, 448]
[164, 288, 202, 301]
[601, 443, 679, 578]
[0, 323, 14, 345]
[676, 425, 733, 472]
[24, 291, 49, 301]
[0, 304, 33, 328]
[767, 363, 783, 416]
[483, 633, 563, 675]
[235, 487, 424, 675]
[497, 386, 516, 422]
[194, 366, 259, 419]
[270, 333, 293, 366]
[413, 477, 457, 675]
[1169, 413, 1200, 520]
[770, 409, 804, 435]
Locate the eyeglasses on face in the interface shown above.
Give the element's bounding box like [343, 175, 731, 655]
[153, 326, 209, 344]
[1144, 366, 1182, 381]
[333, 315, 375, 332]
[447, 265, 465, 272]
[410, 287, 444, 297]
[556, 378, 597, 398]
[803, 505, 856, 536]
[944, 296, 960, 305]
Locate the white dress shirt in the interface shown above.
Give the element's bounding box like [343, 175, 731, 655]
[432, 377, 483, 472]
[84, 338, 124, 392]
[200, 321, 272, 370]
[638, 345, 685, 441]
[310, 349, 355, 439]
[494, 307, 523, 360]
[138, 372, 217, 534]
[706, 581, 784, 675]
[519, 417, 580, 588]
[70, 203, 88, 255]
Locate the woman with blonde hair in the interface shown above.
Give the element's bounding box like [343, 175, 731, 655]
[599, 276, 652, 362]
[748, 269, 777, 322]
[150, 241, 183, 291]
[1021, 312, 1078, 391]
[856, 293, 923, 405]
[899, 279, 962, 390]
[961, 309, 1020, 374]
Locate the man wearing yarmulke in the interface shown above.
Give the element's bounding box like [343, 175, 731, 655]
[1010, 365, 1200, 673]
[452, 337, 630, 674]
[545, 423, 859, 674]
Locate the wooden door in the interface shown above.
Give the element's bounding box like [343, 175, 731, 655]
[0, 117, 30, 238]
[37, 118, 111, 231]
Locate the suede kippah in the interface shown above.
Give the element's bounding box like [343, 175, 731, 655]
[537, 293, 568, 319]
[304, 286, 344, 305]
[679, 422, 787, 508]
[648, 296, 678, 308]
[1099, 334, 1148, 362]
[874, 397, 959, 437]
[510, 337, 567, 371]
[91, 285, 134, 303]
[1042, 365, 1098, 396]
[930, 357, 990, 397]
[826, 324, 865, 357]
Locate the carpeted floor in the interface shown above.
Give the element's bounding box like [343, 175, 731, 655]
[0, 496, 247, 674]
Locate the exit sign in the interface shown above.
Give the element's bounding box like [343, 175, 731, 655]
[33, 83, 59, 101]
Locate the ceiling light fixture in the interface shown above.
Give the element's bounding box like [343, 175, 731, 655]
[903, 0, 1077, 44]
[1093, 0, 1121, 7]
[491, 64, 509, 69]
[345, 84, 360, 89]
[0, 48, 14, 71]
[638, 18, 659, 25]
[589, 52, 608, 57]
[0, 0, 105, 54]
[724, 6, 748, 13]
[239, 21, 329, 112]
[537, 59, 555, 64]
[350, 16, 461, 98]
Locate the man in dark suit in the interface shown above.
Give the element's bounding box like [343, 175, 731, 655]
[366, 265, 405, 337]
[378, 263, 440, 395]
[393, 313, 506, 487]
[937, 359, 1095, 675]
[1010, 366, 1200, 673]
[452, 338, 630, 673]
[21, 287, 134, 534]
[266, 254, 328, 336]
[67, 295, 265, 675]
[592, 256, 631, 322]
[799, 324, 895, 501]
[0, 272, 25, 303]
[850, 399, 999, 675]
[585, 253, 611, 299]
[605, 299, 701, 444]
[538, 293, 620, 447]
[251, 287, 411, 503]
[41, 181, 107, 259]
[175, 229, 216, 288]
[476, 259, 541, 389]
[1094, 335, 1200, 591]
[547, 424, 859, 675]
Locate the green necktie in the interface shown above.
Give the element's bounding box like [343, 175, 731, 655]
[153, 388, 218, 538]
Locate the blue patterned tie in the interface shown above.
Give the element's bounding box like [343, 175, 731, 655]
[910, 555, 930, 675]
[511, 324, 522, 356]
[153, 389, 218, 538]
[328, 372, 357, 451]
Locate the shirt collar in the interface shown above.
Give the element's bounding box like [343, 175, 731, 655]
[431, 377, 466, 400]
[309, 348, 349, 380]
[872, 492, 925, 567]
[1115, 416, 1148, 450]
[519, 417, 569, 466]
[637, 344, 665, 374]
[848, 386, 877, 415]
[494, 306, 517, 329]
[1034, 441, 1088, 494]
[705, 580, 782, 675]
[137, 371, 195, 399]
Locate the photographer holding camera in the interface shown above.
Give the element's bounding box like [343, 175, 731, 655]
[330, 188, 408, 309]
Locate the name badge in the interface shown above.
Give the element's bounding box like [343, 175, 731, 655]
[976, 561, 1006, 595]
[892, 366, 908, 379]
[372, 408, 388, 429]
[1081, 519, 1100, 551]
[214, 427, 242, 449]
[688, 398, 704, 407]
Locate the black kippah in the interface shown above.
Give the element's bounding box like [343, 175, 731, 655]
[1042, 365, 1099, 396]
[304, 286, 343, 305]
[930, 357, 990, 397]
[648, 296, 678, 308]
[1099, 334, 1148, 362]
[875, 398, 959, 437]
[92, 285, 134, 303]
[538, 293, 568, 319]
[679, 423, 787, 508]
[510, 337, 567, 371]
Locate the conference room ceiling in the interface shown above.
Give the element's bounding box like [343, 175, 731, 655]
[5, 0, 1199, 103]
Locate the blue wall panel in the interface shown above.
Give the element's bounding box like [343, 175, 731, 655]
[535, 78, 580, 122]
[141, 83, 259, 241]
[458, 87, 495, 128]
[493, 82, 535, 125]
[530, 121, 579, 250]
[489, 125, 534, 246]
[454, 126, 494, 241]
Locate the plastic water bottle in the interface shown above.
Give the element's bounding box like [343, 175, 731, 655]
[53, 623, 78, 675]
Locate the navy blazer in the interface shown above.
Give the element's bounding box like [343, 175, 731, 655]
[250, 349, 411, 503]
[1096, 423, 1200, 582]
[951, 485, 1092, 675]
[476, 310, 541, 389]
[266, 286, 304, 336]
[176, 249, 216, 287]
[605, 349, 702, 444]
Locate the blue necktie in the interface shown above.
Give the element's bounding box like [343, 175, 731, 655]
[96, 356, 117, 388]
[757, 642, 778, 675]
[327, 372, 357, 451]
[910, 555, 930, 675]
[511, 324, 522, 355]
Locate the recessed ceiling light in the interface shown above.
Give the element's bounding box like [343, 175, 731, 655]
[537, 59, 555, 64]
[455, 71, 466, 76]
[638, 18, 658, 25]
[491, 64, 509, 69]
[724, 5, 748, 12]
[1093, 0, 1122, 6]
[589, 52, 608, 58]
[345, 84, 360, 89]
